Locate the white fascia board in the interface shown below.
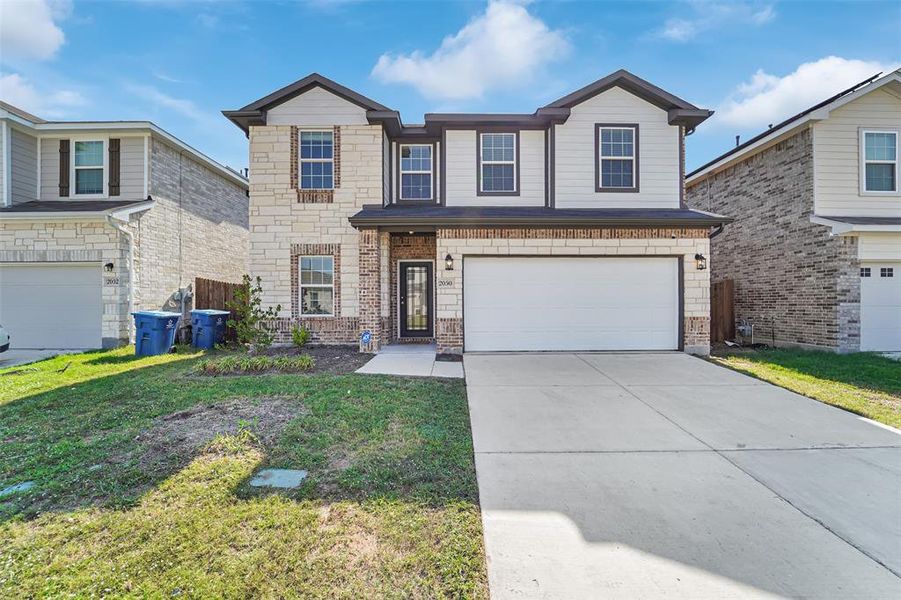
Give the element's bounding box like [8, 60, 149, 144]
[810, 216, 901, 235]
[0, 212, 109, 222]
[109, 200, 155, 222]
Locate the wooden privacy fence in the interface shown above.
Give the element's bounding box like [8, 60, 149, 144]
[710, 279, 735, 343]
[194, 277, 245, 341]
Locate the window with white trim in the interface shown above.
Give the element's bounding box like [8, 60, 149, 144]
[299, 131, 334, 190]
[74, 140, 104, 195]
[480, 133, 516, 192]
[400, 144, 432, 200]
[881, 267, 894, 278]
[299, 255, 334, 315]
[862, 131, 898, 192]
[860, 267, 871, 278]
[599, 126, 636, 190]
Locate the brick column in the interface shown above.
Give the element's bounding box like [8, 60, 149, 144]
[358, 228, 382, 353]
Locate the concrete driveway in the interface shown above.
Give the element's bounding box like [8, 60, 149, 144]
[465, 352, 901, 599]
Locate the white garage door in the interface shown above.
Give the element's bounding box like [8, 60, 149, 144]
[861, 262, 901, 351]
[0, 263, 103, 349]
[463, 257, 679, 352]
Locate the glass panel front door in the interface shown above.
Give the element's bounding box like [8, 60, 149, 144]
[399, 262, 434, 338]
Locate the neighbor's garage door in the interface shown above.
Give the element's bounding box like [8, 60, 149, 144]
[0, 263, 103, 349]
[463, 257, 679, 352]
[861, 262, 901, 351]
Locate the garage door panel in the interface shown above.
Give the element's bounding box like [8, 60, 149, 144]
[464, 257, 679, 352]
[861, 262, 901, 351]
[0, 264, 103, 349]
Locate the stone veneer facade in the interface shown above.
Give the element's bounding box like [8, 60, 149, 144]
[247, 124, 382, 345]
[0, 136, 249, 347]
[686, 128, 860, 352]
[247, 124, 713, 354]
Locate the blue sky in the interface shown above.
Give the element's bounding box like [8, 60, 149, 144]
[1, 0, 899, 172]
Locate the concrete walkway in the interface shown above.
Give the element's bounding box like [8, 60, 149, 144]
[465, 352, 901, 599]
[356, 343, 464, 378]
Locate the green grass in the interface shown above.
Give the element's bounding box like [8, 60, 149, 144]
[0, 347, 486, 598]
[711, 349, 901, 428]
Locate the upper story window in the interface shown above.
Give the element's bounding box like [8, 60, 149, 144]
[400, 144, 433, 201]
[862, 130, 898, 193]
[73, 140, 104, 195]
[597, 125, 638, 192]
[299, 255, 334, 316]
[479, 132, 516, 194]
[299, 131, 334, 190]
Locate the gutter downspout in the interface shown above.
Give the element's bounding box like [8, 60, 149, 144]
[107, 214, 136, 343]
[709, 224, 725, 239]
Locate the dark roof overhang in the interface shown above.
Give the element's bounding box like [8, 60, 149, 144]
[349, 205, 732, 230]
[223, 73, 391, 135]
[543, 69, 713, 130]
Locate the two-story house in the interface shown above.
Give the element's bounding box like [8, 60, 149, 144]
[687, 69, 901, 352]
[224, 70, 730, 356]
[0, 101, 249, 350]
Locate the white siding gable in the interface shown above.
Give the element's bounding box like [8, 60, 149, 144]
[554, 86, 680, 209]
[813, 86, 901, 218]
[444, 129, 545, 206]
[266, 86, 368, 126]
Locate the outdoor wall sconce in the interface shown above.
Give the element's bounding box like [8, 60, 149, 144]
[445, 254, 454, 271]
[695, 253, 707, 271]
[104, 262, 115, 272]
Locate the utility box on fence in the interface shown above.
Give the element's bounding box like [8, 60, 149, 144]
[190, 309, 231, 349]
[132, 311, 182, 356]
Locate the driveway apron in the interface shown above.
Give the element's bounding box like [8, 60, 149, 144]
[465, 352, 901, 599]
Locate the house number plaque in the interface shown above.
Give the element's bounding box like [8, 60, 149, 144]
[437, 279, 454, 288]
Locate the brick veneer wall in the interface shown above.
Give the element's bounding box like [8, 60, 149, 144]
[388, 233, 437, 343]
[247, 124, 383, 345]
[140, 138, 249, 319]
[434, 227, 711, 355]
[0, 219, 131, 347]
[686, 128, 859, 351]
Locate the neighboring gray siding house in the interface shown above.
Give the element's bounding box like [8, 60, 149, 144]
[0, 101, 249, 349]
[686, 70, 901, 352]
[224, 71, 730, 356]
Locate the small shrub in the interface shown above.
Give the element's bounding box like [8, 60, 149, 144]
[227, 275, 282, 348]
[195, 354, 315, 376]
[291, 325, 312, 347]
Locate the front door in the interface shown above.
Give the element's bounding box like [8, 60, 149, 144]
[399, 261, 434, 338]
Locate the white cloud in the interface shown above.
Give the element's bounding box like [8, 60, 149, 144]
[715, 56, 897, 128]
[0, 0, 71, 61]
[0, 72, 86, 117]
[371, 0, 570, 100]
[124, 83, 217, 126]
[658, 1, 775, 42]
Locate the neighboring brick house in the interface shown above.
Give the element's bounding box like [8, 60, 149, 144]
[224, 71, 730, 355]
[687, 70, 901, 352]
[0, 101, 249, 349]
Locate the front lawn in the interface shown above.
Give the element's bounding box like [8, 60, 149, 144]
[710, 349, 901, 428]
[0, 347, 486, 598]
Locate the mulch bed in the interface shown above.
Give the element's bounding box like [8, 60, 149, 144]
[258, 345, 372, 375]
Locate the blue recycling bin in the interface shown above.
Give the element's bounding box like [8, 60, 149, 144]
[132, 311, 182, 356]
[191, 309, 231, 349]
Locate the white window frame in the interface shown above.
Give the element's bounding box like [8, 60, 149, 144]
[299, 254, 335, 317]
[598, 125, 638, 191]
[70, 136, 108, 199]
[860, 129, 900, 195]
[399, 144, 433, 201]
[299, 130, 335, 191]
[479, 132, 517, 193]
